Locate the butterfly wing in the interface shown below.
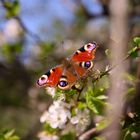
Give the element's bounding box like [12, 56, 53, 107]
[71, 42, 98, 62]
[57, 68, 78, 90]
[71, 42, 98, 77]
[72, 61, 93, 77]
[37, 65, 63, 87]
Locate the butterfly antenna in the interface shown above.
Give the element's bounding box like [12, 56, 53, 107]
[61, 40, 64, 50]
[60, 40, 67, 59]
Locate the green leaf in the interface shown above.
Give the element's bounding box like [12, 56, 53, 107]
[4, 0, 20, 18]
[92, 136, 106, 140]
[122, 129, 132, 140]
[127, 87, 135, 95]
[44, 123, 58, 134]
[105, 49, 111, 58]
[96, 95, 108, 100]
[128, 46, 138, 58]
[124, 73, 136, 81]
[133, 37, 140, 45]
[77, 101, 87, 110]
[54, 88, 77, 101]
[0, 129, 20, 140]
[87, 96, 103, 114]
[4, 129, 15, 139]
[128, 37, 140, 58]
[86, 87, 107, 115]
[60, 133, 76, 140]
[96, 118, 111, 130]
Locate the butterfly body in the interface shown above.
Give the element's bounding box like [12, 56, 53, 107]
[37, 42, 98, 90]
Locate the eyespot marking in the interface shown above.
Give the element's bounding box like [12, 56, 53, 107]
[58, 77, 70, 90]
[37, 75, 48, 87]
[84, 43, 97, 51]
[59, 80, 68, 87]
[80, 61, 93, 70]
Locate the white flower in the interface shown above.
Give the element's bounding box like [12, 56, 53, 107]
[40, 100, 71, 129]
[40, 111, 49, 123]
[46, 87, 56, 97]
[38, 132, 59, 140]
[70, 108, 91, 134]
[46, 87, 66, 101]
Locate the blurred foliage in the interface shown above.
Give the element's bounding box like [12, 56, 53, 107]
[60, 133, 76, 140]
[122, 113, 140, 140]
[1, 0, 20, 18]
[92, 137, 105, 140]
[133, 37, 140, 45]
[1, 42, 22, 62]
[0, 129, 20, 140]
[44, 123, 58, 134]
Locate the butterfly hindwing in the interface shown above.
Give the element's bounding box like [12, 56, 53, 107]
[72, 61, 93, 77]
[57, 68, 78, 90]
[57, 61, 94, 90]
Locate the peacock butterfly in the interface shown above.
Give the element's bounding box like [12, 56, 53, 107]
[37, 42, 98, 90]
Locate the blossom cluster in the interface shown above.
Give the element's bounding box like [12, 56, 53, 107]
[39, 98, 91, 140]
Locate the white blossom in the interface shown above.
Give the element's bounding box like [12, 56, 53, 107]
[38, 132, 59, 140]
[46, 87, 56, 97]
[40, 111, 49, 123]
[70, 108, 91, 134]
[40, 100, 71, 129]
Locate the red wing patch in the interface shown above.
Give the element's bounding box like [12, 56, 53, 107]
[71, 42, 98, 62]
[37, 66, 63, 87]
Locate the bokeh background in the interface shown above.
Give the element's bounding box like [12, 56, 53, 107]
[0, 0, 139, 139]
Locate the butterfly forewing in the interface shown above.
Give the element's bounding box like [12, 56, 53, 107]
[37, 66, 63, 87]
[71, 42, 98, 62]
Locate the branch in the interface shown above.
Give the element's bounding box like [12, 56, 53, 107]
[78, 128, 99, 140]
[15, 16, 44, 44]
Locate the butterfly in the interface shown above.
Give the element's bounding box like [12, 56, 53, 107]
[37, 42, 98, 90]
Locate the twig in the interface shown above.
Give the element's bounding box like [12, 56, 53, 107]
[72, 85, 84, 102]
[92, 44, 140, 83]
[78, 128, 98, 140]
[15, 16, 43, 44]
